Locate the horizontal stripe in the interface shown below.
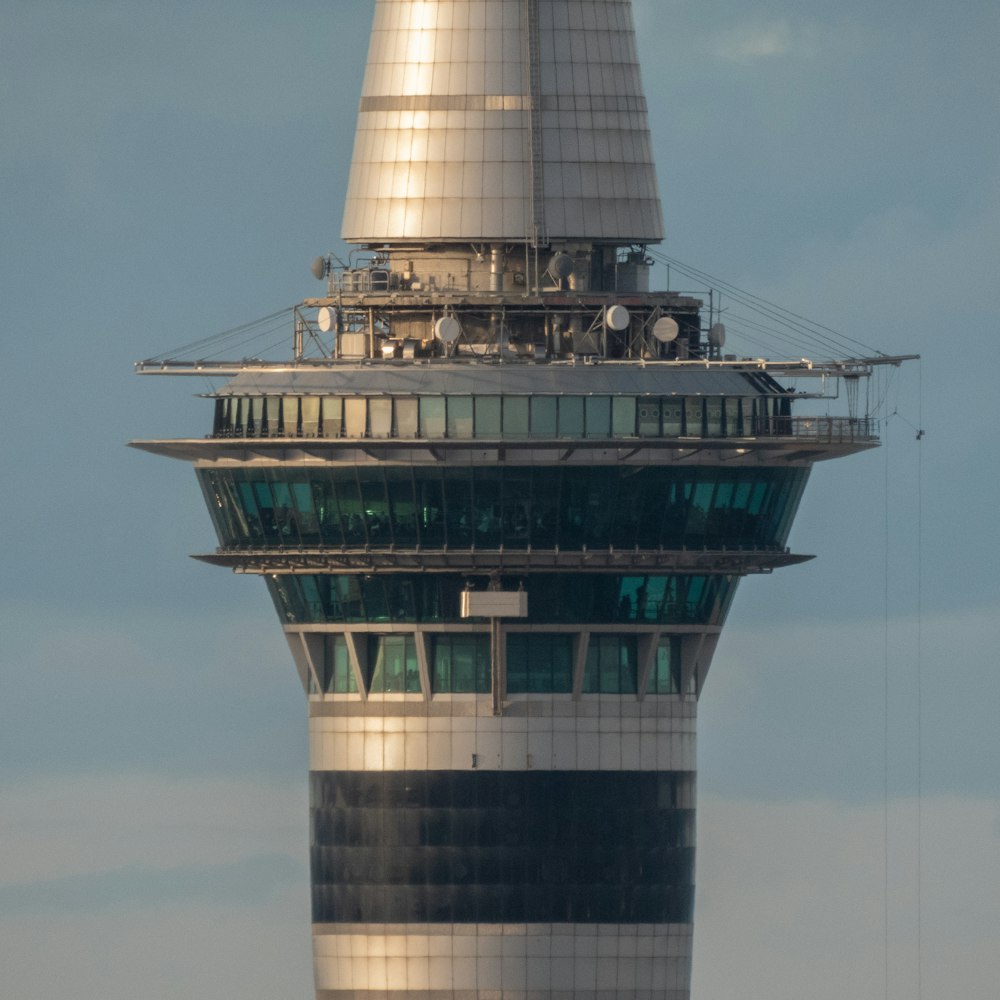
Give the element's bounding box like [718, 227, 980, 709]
[311, 770, 695, 925]
[358, 93, 647, 114]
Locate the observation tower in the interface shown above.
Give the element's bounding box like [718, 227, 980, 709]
[133, 2, 907, 998]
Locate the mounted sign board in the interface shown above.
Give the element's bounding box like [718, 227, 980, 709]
[460, 591, 528, 618]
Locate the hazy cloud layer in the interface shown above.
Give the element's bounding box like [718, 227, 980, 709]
[694, 796, 1000, 999]
[2, 0, 996, 996]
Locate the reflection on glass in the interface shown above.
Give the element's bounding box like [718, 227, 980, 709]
[432, 634, 490, 692]
[474, 396, 502, 436]
[344, 397, 367, 437]
[648, 636, 681, 694]
[301, 397, 320, 436]
[611, 396, 635, 436]
[502, 396, 529, 435]
[214, 393, 806, 441]
[324, 635, 357, 693]
[310, 770, 696, 924]
[394, 397, 418, 437]
[583, 635, 638, 693]
[367, 635, 421, 693]
[530, 397, 557, 437]
[446, 396, 473, 438]
[369, 398, 392, 438]
[506, 634, 574, 693]
[321, 396, 342, 437]
[559, 395, 584, 437]
[419, 397, 446, 438]
[684, 398, 702, 437]
[204, 466, 808, 553]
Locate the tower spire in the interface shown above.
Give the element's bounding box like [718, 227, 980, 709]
[342, 0, 663, 246]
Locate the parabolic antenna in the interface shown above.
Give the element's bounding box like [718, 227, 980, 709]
[310, 255, 327, 281]
[605, 304, 631, 331]
[708, 323, 727, 347]
[435, 316, 461, 344]
[317, 307, 335, 333]
[652, 317, 680, 343]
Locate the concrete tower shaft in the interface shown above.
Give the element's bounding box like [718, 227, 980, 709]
[342, 0, 663, 245]
[133, 1, 896, 998]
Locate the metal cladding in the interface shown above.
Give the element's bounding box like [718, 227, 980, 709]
[132, 2, 891, 999]
[342, 0, 663, 245]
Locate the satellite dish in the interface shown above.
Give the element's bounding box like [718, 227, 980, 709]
[435, 316, 461, 344]
[605, 304, 631, 331]
[317, 307, 334, 333]
[708, 323, 727, 347]
[310, 256, 327, 281]
[652, 317, 680, 343]
[549, 252, 574, 280]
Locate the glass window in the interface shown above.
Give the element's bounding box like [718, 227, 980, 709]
[283, 397, 300, 435]
[344, 397, 367, 437]
[369, 398, 392, 438]
[530, 397, 557, 437]
[506, 634, 573, 693]
[585, 395, 611, 437]
[583, 635, 637, 693]
[324, 635, 357, 693]
[264, 571, 739, 627]
[265, 397, 280, 436]
[249, 397, 264, 436]
[662, 399, 683, 436]
[725, 397, 741, 436]
[321, 396, 342, 437]
[647, 636, 681, 694]
[300, 396, 320, 436]
[215, 397, 229, 435]
[558, 396, 584, 437]
[706, 399, 723, 436]
[394, 397, 418, 438]
[419, 397, 446, 438]
[300, 575, 325, 620]
[367, 635, 421, 693]
[358, 470, 391, 544]
[471, 468, 502, 546]
[637, 399, 660, 437]
[203, 466, 807, 556]
[611, 396, 636, 436]
[502, 396, 529, 436]
[310, 770, 696, 925]
[447, 397, 473, 438]
[432, 634, 490, 693]
[684, 398, 703, 437]
[385, 469, 418, 545]
[474, 396, 502, 436]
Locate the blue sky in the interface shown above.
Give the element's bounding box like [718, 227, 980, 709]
[2, 1, 998, 997]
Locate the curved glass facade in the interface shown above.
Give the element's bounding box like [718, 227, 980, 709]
[268, 573, 737, 626]
[213, 393, 792, 441]
[200, 464, 808, 552]
[311, 770, 696, 925]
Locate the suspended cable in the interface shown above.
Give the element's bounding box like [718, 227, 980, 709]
[883, 420, 891, 1000]
[916, 361, 925, 1000]
[142, 307, 295, 361]
[648, 250, 886, 359]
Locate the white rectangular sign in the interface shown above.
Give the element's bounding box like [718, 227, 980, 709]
[460, 590, 528, 618]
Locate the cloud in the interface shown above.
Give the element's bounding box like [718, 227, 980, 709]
[0, 774, 306, 892]
[694, 794, 1000, 999]
[0, 897, 313, 1000]
[0, 855, 304, 915]
[699, 604, 1000, 801]
[710, 20, 817, 62]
